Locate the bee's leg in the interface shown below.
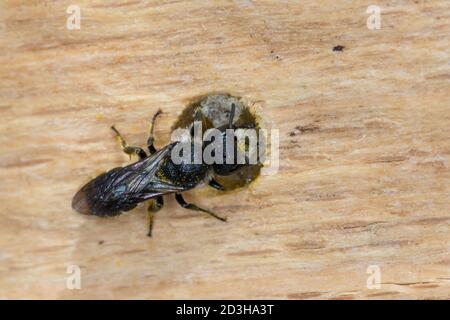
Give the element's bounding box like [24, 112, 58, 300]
[175, 193, 227, 222]
[147, 109, 163, 154]
[208, 178, 225, 191]
[147, 196, 164, 237]
[111, 126, 147, 160]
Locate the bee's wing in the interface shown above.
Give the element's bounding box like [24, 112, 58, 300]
[72, 143, 186, 216]
[122, 143, 189, 196]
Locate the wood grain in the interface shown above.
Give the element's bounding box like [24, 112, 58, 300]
[0, 0, 449, 299]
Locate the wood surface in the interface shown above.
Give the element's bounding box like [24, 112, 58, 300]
[0, 0, 449, 299]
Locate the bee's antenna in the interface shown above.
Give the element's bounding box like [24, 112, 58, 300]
[194, 107, 202, 122]
[228, 103, 236, 129]
[191, 108, 203, 137]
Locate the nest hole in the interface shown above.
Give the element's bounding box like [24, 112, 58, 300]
[172, 93, 262, 191]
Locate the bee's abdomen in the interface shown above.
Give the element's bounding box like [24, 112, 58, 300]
[72, 168, 135, 217]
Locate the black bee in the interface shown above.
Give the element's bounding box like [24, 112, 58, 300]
[72, 104, 247, 236]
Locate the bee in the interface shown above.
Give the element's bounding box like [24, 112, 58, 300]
[72, 104, 249, 237]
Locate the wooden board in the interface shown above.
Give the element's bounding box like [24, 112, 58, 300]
[0, 0, 449, 299]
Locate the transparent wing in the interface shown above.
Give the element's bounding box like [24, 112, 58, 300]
[72, 143, 187, 216]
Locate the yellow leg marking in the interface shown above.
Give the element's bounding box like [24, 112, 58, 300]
[111, 125, 146, 160]
[146, 197, 164, 237]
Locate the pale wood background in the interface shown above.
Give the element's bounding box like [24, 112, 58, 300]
[0, 0, 449, 299]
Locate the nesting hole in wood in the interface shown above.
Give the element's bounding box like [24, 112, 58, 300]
[172, 93, 262, 191]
